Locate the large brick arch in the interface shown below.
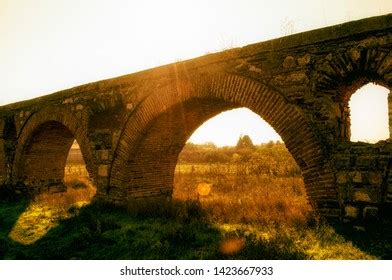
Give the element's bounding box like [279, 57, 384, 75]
[109, 74, 339, 219]
[12, 107, 95, 189]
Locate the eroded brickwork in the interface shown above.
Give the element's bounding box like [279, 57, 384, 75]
[0, 14, 392, 225]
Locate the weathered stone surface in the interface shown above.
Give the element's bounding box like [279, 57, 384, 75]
[97, 150, 109, 161]
[345, 206, 359, 218]
[98, 165, 108, 177]
[356, 156, 375, 168]
[363, 206, 379, 220]
[283, 56, 296, 68]
[351, 171, 363, 183]
[273, 72, 309, 86]
[336, 172, 348, 184]
[297, 54, 311, 66]
[353, 191, 371, 202]
[368, 172, 383, 185]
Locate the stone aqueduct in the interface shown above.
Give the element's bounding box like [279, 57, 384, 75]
[1, 14, 392, 224]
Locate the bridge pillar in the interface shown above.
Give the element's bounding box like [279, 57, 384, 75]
[389, 91, 392, 140]
[332, 142, 392, 225]
[0, 119, 6, 186]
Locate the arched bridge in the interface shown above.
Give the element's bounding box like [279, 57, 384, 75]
[1, 14, 392, 224]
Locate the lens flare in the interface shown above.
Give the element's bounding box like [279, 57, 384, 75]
[197, 183, 211, 196]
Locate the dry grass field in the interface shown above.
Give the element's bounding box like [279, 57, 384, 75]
[174, 164, 311, 225]
[0, 142, 391, 259]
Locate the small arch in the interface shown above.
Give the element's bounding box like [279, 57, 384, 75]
[12, 107, 96, 190]
[64, 139, 96, 199]
[349, 83, 390, 143]
[17, 120, 75, 189]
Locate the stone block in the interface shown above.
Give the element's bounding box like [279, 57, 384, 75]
[63, 98, 73, 104]
[356, 156, 374, 167]
[351, 171, 362, 183]
[297, 54, 311, 65]
[377, 158, 389, 168]
[363, 206, 378, 220]
[353, 191, 371, 202]
[353, 225, 366, 232]
[350, 48, 361, 62]
[98, 165, 109, 177]
[126, 103, 134, 110]
[345, 206, 359, 218]
[283, 56, 296, 68]
[336, 172, 348, 184]
[335, 156, 350, 168]
[97, 150, 109, 161]
[248, 65, 262, 73]
[273, 72, 308, 86]
[368, 172, 383, 186]
[388, 183, 392, 192]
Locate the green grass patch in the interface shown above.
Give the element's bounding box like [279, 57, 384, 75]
[0, 199, 390, 260]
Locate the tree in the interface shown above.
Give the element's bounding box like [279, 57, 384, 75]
[236, 135, 255, 150]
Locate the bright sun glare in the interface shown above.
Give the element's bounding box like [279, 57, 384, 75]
[349, 84, 390, 143]
[188, 108, 281, 146]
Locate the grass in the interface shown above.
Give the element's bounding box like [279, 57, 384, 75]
[1, 198, 388, 260]
[1, 166, 95, 246]
[0, 142, 391, 259]
[174, 163, 311, 226]
[0, 166, 390, 259]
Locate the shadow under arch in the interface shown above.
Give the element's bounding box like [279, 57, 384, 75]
[109, 74, 338, 220]
[11, 107, 96, 191]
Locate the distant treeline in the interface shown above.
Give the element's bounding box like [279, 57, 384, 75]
[66, 136, 301, 177]
[178, 138, 301, 177]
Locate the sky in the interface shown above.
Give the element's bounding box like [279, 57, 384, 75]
[1, 0, 392, 146]
[349, 84, 389, 143]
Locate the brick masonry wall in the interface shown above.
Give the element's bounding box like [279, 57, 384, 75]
[333, 142, 392, 223]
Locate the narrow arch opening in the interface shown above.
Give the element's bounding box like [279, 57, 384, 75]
[64, 139, 96, 205]
[173, 108, 310, 225]
[349, 83, 390, 143]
